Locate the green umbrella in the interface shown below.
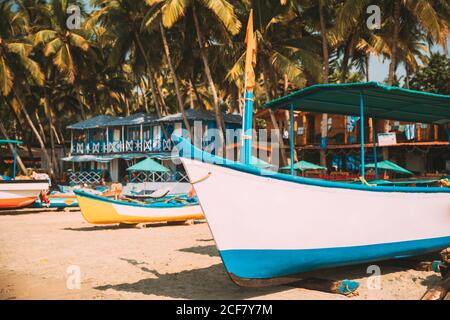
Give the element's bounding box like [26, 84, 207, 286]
[250, 156, 274, 169]
[281, 160, 327, 172]
[127, 158, 170, 172]
[365, 160, 413, 175]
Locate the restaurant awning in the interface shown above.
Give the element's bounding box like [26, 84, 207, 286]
[250, 156, 273, 169]
[365, 160, 413, 175]
[127, 158, 170, 172]
[280, 160, 327, 171]
[264, 82, 450, 124]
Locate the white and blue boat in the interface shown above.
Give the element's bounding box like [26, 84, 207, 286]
[176, 82, 450, 285]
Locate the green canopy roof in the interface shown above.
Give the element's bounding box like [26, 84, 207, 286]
[281, 160, 327, 171]
[264, 82, 450, 124]
[127, 158, 170, 172]
[365, 160, 413, 175]
[0, 140, 23, 145]
[250, 156, 274, 169]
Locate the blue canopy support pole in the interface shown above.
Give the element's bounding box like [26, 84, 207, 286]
[372, 117, 378, 180]
[241, 90, 254, 164]
[360, 92, 365, 179]
[13, 143, 17, 179]
[289, 105, 295, 175]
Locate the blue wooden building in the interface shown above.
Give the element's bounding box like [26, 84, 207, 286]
[63, 110, 241, 184]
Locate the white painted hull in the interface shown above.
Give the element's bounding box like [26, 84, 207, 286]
[181, 157, 450, 280]
[0, 181, 50, 209]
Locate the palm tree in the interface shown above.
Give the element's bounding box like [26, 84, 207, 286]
[33, 0, 93, 119]
[143, 0, 242, 150]
[0, 0, 55, 177]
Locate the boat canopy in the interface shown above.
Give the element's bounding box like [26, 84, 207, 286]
[250, 156, 273, 169]
[365, 160, 413, 175]
[127, 158, 170, 172]
[280, 160, 327, 172]
[264, 82, 450, 124]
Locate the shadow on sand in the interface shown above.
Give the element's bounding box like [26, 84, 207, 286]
[179, 245, 219, 257]
[95, 263, 289, 299]
[94, 250, 443, 299]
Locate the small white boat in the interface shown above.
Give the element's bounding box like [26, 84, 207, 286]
[0, 180, 50, 209]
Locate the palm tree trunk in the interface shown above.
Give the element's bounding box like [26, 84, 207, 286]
[42, 91, 60, 177]
[365, 53, 370, 82]
[34, 110, 47, 144]
[75, 88, 86, 119]
[6, 99, 35, 161]
[159, 20, 191, 133]
[12, 87, 54, 177]
[388, 0, 401, 86]
[0, 120, 27, 175]
[155, 74, 169, 116]
[133, 32, 171, 141]
[189, 74, 206, 110]
[192, 4, 226, 152]
[319, 0, 329, 166]
[139, 78, 149, 113]
[262, 62, 288, 167]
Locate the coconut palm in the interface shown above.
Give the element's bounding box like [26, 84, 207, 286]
[33, 0, 93, 119]
[142, 0, 242, 150]
[0, 0, 56, 176]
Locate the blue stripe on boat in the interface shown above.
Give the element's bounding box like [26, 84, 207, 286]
[73, 190, 198, 208]
[174, 135, 450, 193]
[219, 236, 450, 279]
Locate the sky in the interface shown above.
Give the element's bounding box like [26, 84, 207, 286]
[369, 40, 450, 84]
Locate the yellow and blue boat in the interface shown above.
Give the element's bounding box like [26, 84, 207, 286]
[74, 189, 203, 225]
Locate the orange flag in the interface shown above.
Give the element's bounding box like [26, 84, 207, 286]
[244, 9, 257, 92]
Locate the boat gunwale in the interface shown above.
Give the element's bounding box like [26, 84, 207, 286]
[175, 136, 450, 194]
[73, 189, 199, 208]
[0, 180, 50, 184]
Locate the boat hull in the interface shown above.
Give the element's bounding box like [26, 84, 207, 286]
[74, 190, 204, 224]
[0, 180, 50, 210]
[33, 194, 78, 209]
[181, 157, 450, 282]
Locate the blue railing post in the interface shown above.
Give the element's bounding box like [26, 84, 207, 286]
[13, 143, 17, 179]
[289, 105, 295, 175]
[241, 90, 254, 164]
[360, 92, 365, 179]
[372, 117, 378, 180]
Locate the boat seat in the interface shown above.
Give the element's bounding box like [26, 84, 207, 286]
[147, 187, 172, 198]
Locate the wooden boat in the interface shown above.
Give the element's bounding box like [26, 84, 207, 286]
[0, 180, 50, 209]
[0, 139, 50, 209]
[74, 189, 204, 224]
[176, 82, 450, 285]
[32, 192, 78, 209]
[179, 139, 450, 284]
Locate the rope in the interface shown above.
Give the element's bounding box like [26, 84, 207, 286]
[358, 176, 376, 187]
[191, 172, 212, 185]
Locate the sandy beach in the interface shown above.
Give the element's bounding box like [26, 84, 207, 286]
[0, 209, 443, 300]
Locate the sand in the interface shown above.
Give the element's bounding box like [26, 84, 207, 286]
[0, 209, 443, 300]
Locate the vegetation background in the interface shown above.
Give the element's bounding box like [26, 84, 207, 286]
[0, 0, 449, 177]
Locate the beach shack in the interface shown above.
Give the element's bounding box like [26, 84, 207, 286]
[64, 111, 241, 185]
[256, 83, 450, 179]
